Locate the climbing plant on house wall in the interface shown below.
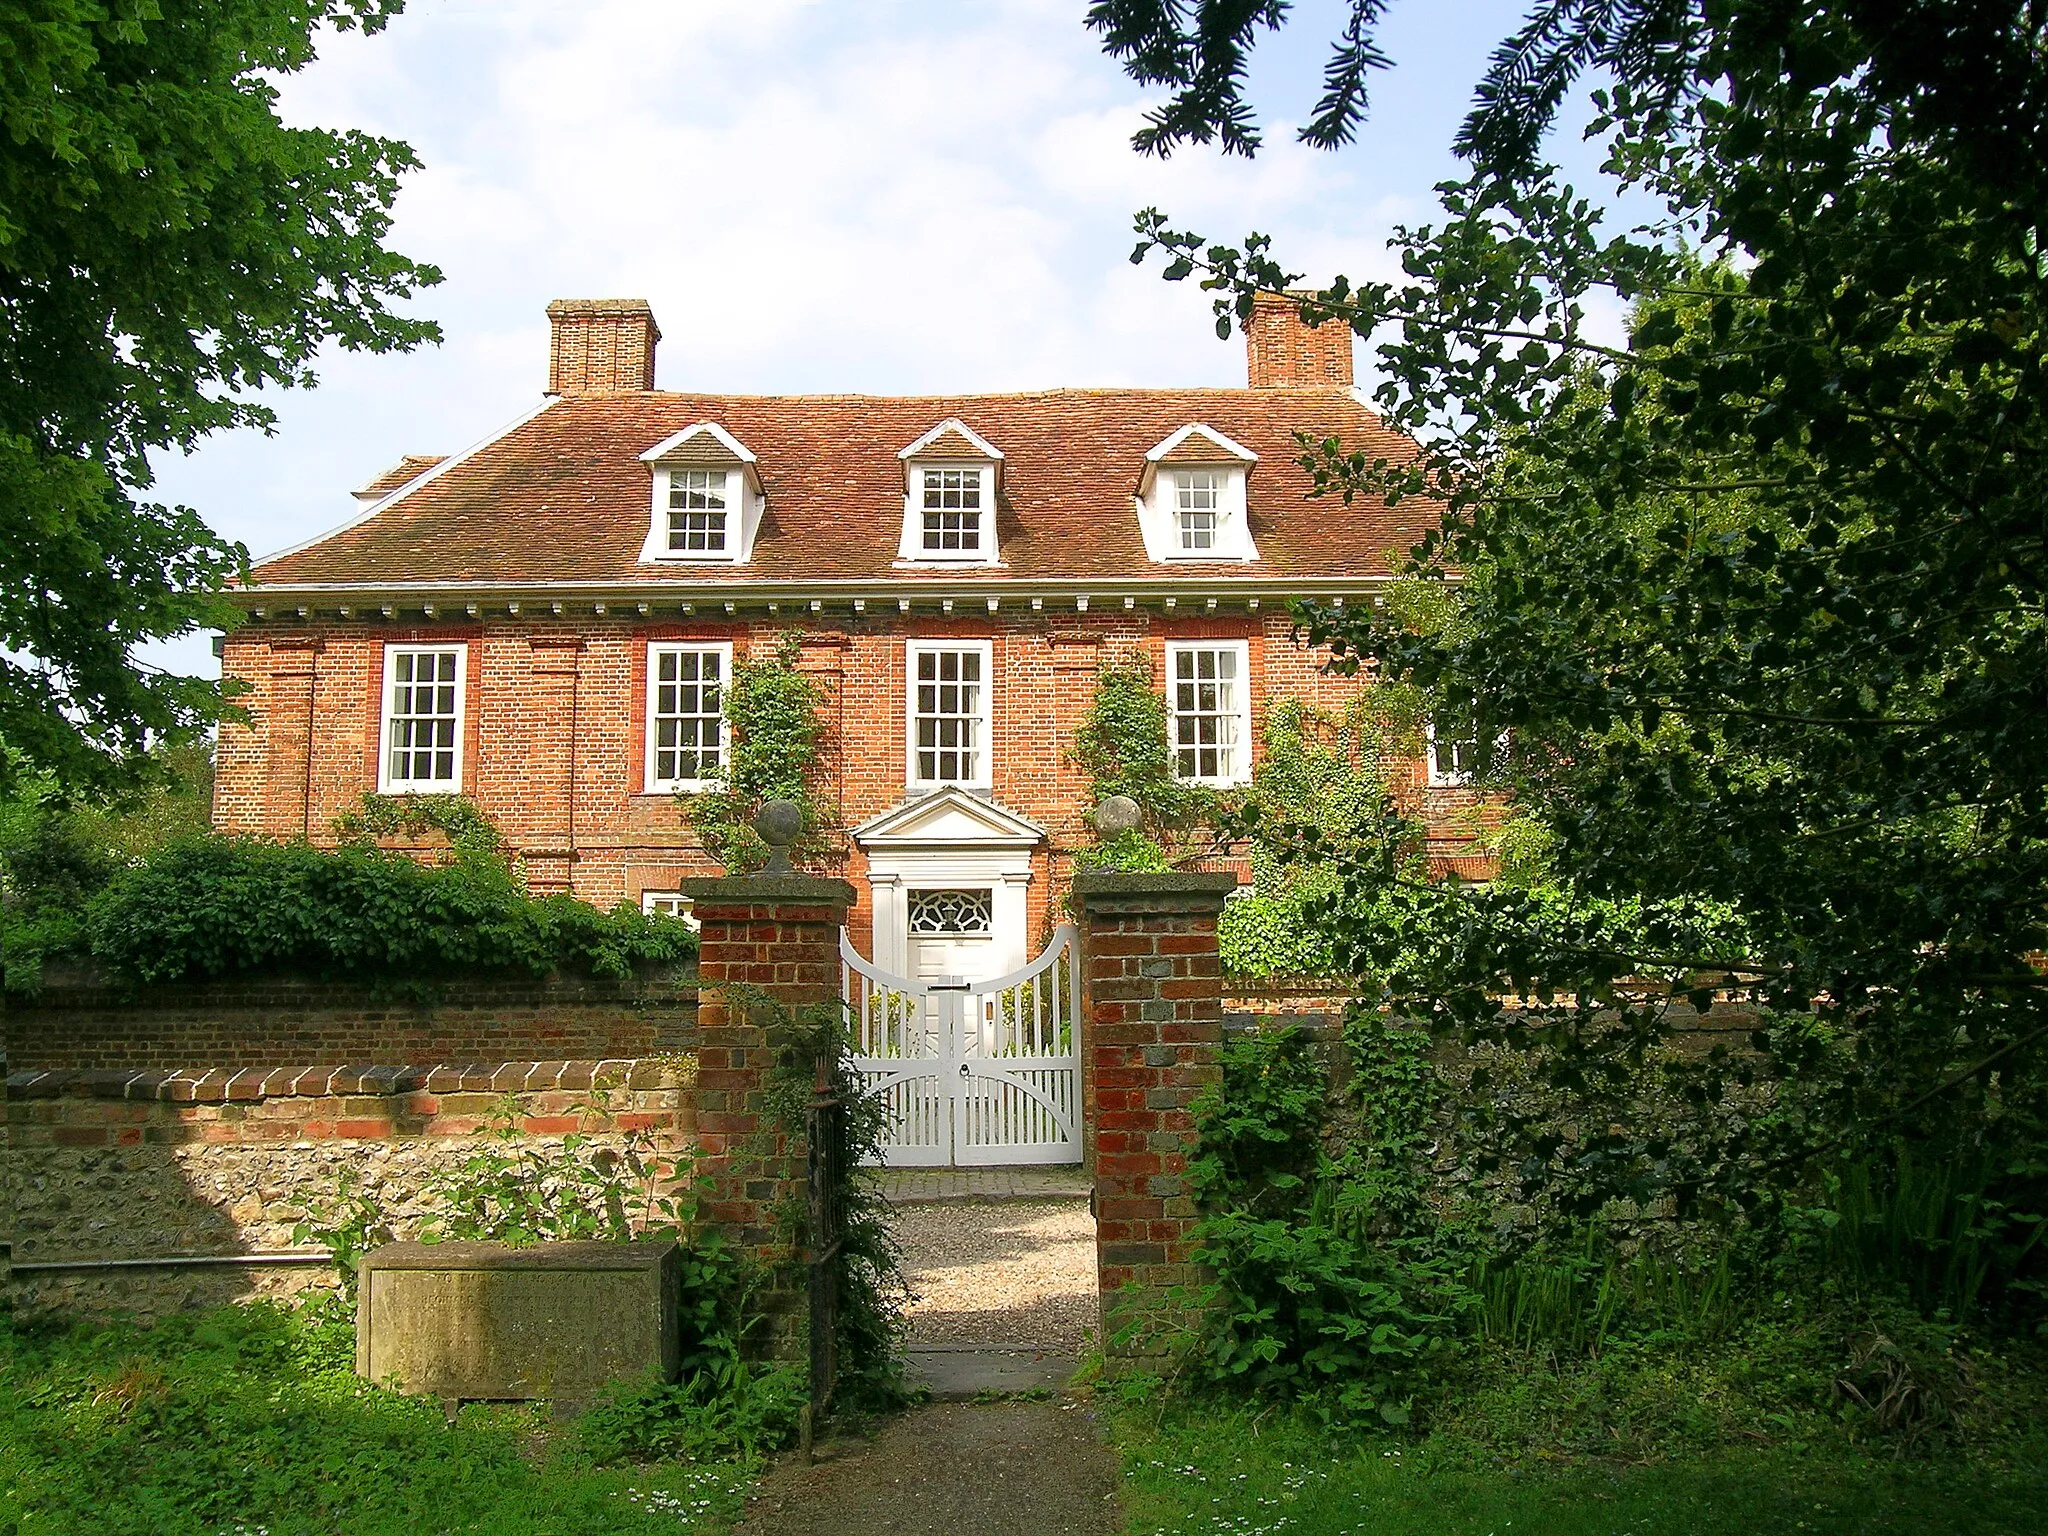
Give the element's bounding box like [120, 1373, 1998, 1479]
[1073, 661, 1413, 976]
[1071, 657, 1220, 871]
[687, 632, 835, 874]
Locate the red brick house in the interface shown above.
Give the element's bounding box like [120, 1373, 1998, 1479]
[215, 295, 1478, 985]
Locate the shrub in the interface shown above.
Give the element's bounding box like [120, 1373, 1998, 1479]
[78, 833, 693, 988]
[1177, 1025, 1472, 1423]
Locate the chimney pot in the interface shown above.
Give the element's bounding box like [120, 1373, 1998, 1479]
[546, 298, 660, 397]
[1246, 291, 1353, 389]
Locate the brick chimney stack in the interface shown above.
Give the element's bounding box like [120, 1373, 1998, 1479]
[545, 299, 660, 396]
[1245, 291, 1353, 389]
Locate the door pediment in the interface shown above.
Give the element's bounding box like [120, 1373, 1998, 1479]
[851, 787, 1047, 851]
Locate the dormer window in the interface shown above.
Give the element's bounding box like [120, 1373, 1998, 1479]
[921, 467, 984, 553]
[667, 469, 730, 553]
[898, 419, 1003, 565]
[1175, 471, 1221, 550]
[637, 423, 765, 564]
[1137, 424, 1260, 563]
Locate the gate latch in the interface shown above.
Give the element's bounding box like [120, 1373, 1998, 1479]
[959, 1063, 971, 1079]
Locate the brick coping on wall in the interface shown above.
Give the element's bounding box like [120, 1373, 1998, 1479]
[18, 963, 697, 1006]
[5, 1059, 693, 1105]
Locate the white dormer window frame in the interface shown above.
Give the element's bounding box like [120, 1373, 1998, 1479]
[898, 419, 1003, 566]
[1136, 424, 1260, 564]
[637, 422, 766, 565]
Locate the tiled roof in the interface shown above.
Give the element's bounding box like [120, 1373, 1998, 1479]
[253, 388, 1430, 588]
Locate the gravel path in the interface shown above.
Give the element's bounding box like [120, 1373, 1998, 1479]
[894, 1197, 1098, 1351]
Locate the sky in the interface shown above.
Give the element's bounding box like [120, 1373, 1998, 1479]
[145, 0, 1613, 679]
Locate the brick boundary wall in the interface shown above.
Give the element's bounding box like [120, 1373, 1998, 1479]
[683, 873, 855, 1351]
[2, 1057, 698, 1320]
[3, 966, 697, 1072]
[1072, 870, 1235, 1369]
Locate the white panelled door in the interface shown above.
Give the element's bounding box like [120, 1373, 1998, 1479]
[843, 925, 1082, 1167]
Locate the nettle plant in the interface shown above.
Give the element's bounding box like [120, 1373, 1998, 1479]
[687, 631, 837, 873]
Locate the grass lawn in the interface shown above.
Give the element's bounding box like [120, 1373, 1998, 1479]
[0, 1301, 762, 1536]
[1114, 1403, 2048, 1535]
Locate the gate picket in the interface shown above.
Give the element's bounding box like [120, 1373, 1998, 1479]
[842, 926, 1083, 1167]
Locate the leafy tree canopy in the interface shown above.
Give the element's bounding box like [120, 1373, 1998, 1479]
[1096, 2, 2048, 1223]
[1, 0, 440, 793]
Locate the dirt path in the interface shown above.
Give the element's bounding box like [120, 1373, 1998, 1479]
[731, 1401, 1120, 1536]
[731, 1172, 1119, 1535]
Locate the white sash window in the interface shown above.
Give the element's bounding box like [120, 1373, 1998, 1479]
[908, 641, 993, 789]
[646, 642, 732, 790]
[1167, 640, 1252, 786]
[379, 646, 466, 792]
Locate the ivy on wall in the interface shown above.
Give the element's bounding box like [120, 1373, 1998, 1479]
[686, 632, 836, 874]
[1071, 657, 1221, 871]
[1072, 661, 1403, 978]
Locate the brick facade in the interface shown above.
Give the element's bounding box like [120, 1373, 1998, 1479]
[213, 611, 1487, 947]
[4, 967, 696, 1073]
[682, 875, 854, 1347]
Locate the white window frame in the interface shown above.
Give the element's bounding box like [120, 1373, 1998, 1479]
[1136, 424, 1259, 564]
[663, 467, 732, 555]
[1165, 640, 1253, 787]
[640, 890, 700, 930]
[918, 465, 987, 556]
[636, 423, 763, 565]
[377, 644, 468, 794]
[905, 639, 995, 791]
[1426, 720, 1504, 787]
[898, 461, 997, 564]
[644, 641, 734, 792]
[1175, 469, 1222, 551]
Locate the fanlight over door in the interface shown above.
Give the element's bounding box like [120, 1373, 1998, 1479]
[842, 925, 1082, 1167]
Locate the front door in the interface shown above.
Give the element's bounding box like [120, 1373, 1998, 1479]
[843, 926, 1082, 1167]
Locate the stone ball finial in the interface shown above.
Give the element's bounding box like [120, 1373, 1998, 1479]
[1093, 795, 1144, 837]
[754, 798, 803, 875]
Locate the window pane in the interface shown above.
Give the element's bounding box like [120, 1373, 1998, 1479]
[1167, 647, 1242, 783]
[649, 646, 727, 785]
[911, 648, 984, 783]
[385, 649, 461, 786]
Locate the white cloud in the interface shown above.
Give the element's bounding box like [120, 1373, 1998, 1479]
[141, 0, 1542, 679]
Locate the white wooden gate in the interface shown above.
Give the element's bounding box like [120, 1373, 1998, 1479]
[842, 925, 1082, 1167]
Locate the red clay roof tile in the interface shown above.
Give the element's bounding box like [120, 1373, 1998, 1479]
[253, 388, 1430, 588]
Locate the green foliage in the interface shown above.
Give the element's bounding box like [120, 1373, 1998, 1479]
[0, 1302, 761, 1535]
[578, 1361, 802, 1468]
[332, 791, 506, 859]
[0, 1, 441, 794]
[1072, 658, 1218, 861]
[74, 833, 694, 990]
[409, 1094, 704, 1249]
[0, 740, 215, 990]
[1073, 825, 1173, 873]
[1113, 1381, 2048, 1536]
[288, 1168, 392, 1301]
[687, 632, 832, 873]
[1217, 698, 1396, 979]
[1113, 0, 2048, 1326]
[1176, 1025, 1470, 1423]
[762, 998, 912, 1411]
